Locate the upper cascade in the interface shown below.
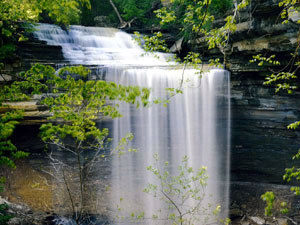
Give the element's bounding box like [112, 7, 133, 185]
[33, 23, 174, 66]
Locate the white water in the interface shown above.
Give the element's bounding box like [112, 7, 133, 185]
[33, 23, 174, 66]
[34, 24, 231, 224]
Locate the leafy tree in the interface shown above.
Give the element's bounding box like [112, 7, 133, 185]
[104, 0, 159, 28]
[136, 0, 250, 74]
[0, 0, 93, 175]
[116, 154, 230, 225]
[143, 154, 230, 225]
[0, 0, 92, 222]
[154, 0, 237, 43]
[37, 64, 150, 223]
[0, 63, 151, 224]
[0, 63, 51, 197]
[114, 0, 156, 23]
[80, 0, 116, 26]
[81, 0, 160, 28]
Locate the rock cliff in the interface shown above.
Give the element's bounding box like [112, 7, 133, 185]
[192, 0, 300, 187]
[208, 0, 300, 222]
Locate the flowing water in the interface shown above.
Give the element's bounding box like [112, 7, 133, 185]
[33, 24, 231, 224]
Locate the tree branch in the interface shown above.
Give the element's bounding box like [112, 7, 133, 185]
[109, 0, 125, 25]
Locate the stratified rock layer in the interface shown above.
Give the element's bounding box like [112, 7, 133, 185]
[211, 0, 300, 222]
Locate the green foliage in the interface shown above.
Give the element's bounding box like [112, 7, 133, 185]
[0, 65, 52, 206]
[153, 0, 248, 51]
[0, 110, 28, 193]
[135, 0, 250, 81]
[0, 204, 13, 225]
[287, 121, 300, 130]
[0, 109, 18, 223]
[209, 0, 233, 15]
[0, 63, 145, 222]
[80, 0, 159, 27]
[24, 64, 150, 222]
[261, 192, 275, 216]
[134, 0, 246, 104]
[39, 64, 150, 145]
[134, 31, 170, 53]
[0, 62, 150, 223]
[1, 63, 150, 150]
[261, 191, 289, 216]
[250, 54, 298, 94]
[155, 0, 215, 40]
[278, 0, 300, 24]
[0, 0, 90, 26]
[114, 0, 155, 23]
[280, 201, 289, 214]
[142, 154, 230, 225]
[80, 0, 115, 26]
[0, 44, 16, 60]
[250, 54, 280, 67]
[264, 72, 297, 94]
[0, 0, 91, 62]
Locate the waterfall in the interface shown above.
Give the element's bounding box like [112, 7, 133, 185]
[34, 24, 231, 224]
[33, 23, 173, 66]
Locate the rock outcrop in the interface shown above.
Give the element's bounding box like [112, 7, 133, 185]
[196, 0, 300, 73]
[200, 0, 300, 223]
[190, 0, 300, 188]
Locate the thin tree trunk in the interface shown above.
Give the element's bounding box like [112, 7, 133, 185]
[109, 0, 124, 25]
[62, 169, 76, 218]
[75, 142, 84, 221]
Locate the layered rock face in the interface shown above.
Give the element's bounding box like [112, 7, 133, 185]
[197, 0, 300, 73]
[227, 1, 300, 182]
[193, 0, 300, 186]
[209, 0, 300, 221]
[17, 40, 64, 65]
[229, 72, 300, 223]
[1, 37, 64, 86]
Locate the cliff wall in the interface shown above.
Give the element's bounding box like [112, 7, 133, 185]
[223, 0, 300, 184]
[207, 0, 300, 222]
[191, 0, 300, 186]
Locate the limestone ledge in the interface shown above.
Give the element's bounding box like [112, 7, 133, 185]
[195, 0, 300, 73]
[0, 97, 113, 125]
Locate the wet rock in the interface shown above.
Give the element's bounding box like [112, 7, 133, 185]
[276, 218, 288, 225]
[241, 222, 250, 225]
[230, 202, 244, 219]
[249, 216, 265, 225]
[230, 208, 243, 219]
[0, 196, 47, 225]
[17, 40, 64, 63]
[7, 217, 23, 225]
[232, 216, 289, 225]
[0, 196, 6, 204]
